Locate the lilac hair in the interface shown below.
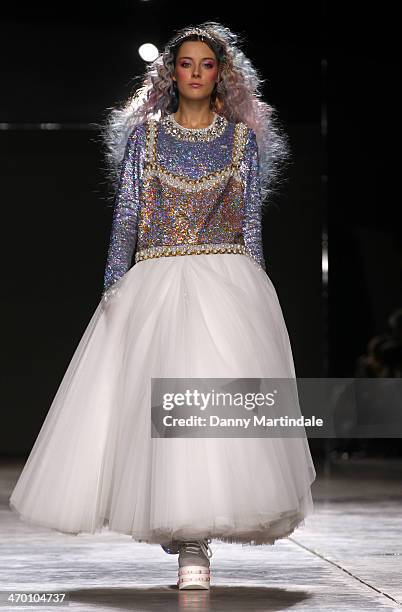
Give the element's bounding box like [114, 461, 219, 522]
[99, 21, 290, 210]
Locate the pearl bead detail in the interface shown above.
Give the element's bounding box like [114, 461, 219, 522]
[135, 242, 247, 263]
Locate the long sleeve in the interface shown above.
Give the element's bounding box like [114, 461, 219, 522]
[241, 128, 267, 272]
[102, 125, 145, 302]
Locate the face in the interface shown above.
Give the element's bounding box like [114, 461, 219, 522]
[173, 40, 219, 102]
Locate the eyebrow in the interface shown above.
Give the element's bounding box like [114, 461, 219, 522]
[178, 56, 216, 61]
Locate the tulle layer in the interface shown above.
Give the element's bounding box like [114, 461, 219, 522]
[9, 252, 316, 546]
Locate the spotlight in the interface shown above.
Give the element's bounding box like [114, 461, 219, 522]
[138, 43, 159, 62]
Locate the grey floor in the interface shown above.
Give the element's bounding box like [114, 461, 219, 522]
[1, 455, 401, 611]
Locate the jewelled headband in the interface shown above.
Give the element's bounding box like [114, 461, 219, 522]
[172, 28, 217, 47]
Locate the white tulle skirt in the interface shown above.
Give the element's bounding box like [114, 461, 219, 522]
[9, 252, 316, 546]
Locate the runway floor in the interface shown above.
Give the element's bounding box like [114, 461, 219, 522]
[1, 455, 401, 611]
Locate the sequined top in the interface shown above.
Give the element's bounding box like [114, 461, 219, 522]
[103, 112, 266, 299]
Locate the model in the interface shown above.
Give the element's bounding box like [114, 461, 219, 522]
[9, 21, 316, 591]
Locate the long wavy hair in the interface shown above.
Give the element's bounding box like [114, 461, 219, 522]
[99, 21, 290, 210]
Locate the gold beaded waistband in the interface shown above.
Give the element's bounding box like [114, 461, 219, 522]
[135, 242, 247, 263]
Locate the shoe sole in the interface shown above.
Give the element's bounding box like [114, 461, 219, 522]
[178, 565, 210, 590]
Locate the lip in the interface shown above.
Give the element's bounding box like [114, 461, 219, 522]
[189, 83, 203, 88]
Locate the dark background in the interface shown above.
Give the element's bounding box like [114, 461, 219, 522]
[1, 2, 400, 455]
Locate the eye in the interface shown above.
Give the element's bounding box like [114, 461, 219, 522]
[180, 61, 191, 68]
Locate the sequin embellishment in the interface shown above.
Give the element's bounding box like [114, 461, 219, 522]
[143, 118, 249, 191]
[102, 114, 267, 303]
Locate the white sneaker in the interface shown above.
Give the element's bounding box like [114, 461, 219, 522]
[177, 539, 213, 590]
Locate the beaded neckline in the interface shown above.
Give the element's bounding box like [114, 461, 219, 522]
[171, 112, 218, 131]
[161, 112, 228, 142]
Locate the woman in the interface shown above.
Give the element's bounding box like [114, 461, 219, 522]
[9, 21, 316, 591]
